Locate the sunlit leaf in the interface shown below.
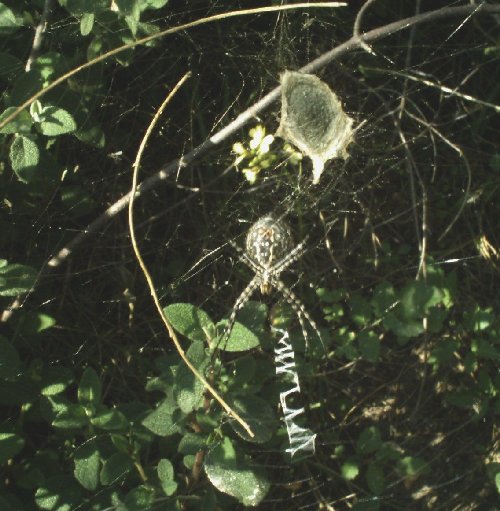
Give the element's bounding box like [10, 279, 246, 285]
[174, 340, 209, 413]
[9, 135, 40, 183]
[341, 459, 359, 480]
[37, 106, 77, 136]
[204, 437, 270, 506]
[0, 432, 25, 464]
[163, 303, 214, 342]
[35, 476, 84, 511]
[74, 439, 101, 491]
[157, 459, 177, 496]
[78, 367, 101, 406]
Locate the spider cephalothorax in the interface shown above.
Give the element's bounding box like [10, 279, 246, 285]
[221, 213, 322, 346]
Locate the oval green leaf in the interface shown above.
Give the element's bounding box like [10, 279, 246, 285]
[158, 459, 177, 496]
[229, 395, 278, 443]
[78, 367, 101, 406]
[163, 303, 214, 342]
[0, 107, 32, 134]
[100, 452, 134, 486]
[37, 106, 77, 136]
[74, 439, 101, 491]
[9, 135, 40, 183]
[204, 437, 270, 506]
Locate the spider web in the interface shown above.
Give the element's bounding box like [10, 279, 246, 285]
[2, 1, 499, 510]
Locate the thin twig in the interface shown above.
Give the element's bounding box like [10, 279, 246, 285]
[25, 0, 54, 71]
[353, 0, 379, 56]
[128, 72, 254, 438]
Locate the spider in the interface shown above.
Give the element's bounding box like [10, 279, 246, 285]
[221, 214, 322, 346]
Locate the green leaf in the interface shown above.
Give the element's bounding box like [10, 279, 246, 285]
[0, 432, 25, 464]
[40, 366, 74, 396]
[228, 395, 278, 443]
[110, 434, 130, 453]
[383, 312, 424, 341]
[366, 463, 385, 495]
[371, 281, 397, 316]
[496, 471, 500, 494]
[0, 51, 22, 78]
[0, 261, 37, 296]
[471, 338, 499, 360]
[16, 312, 56, 335]
[178, 432, 205, 455]
[80, 12, 94, 35]
[62, 0, 108, 16]
[218, 301, 265, 352]
[140, 0, 169, 10]
[75, 121, 105, 147]
[91, 407, 129, 431]
[35, 476, 84, 511]
[163, 303, 214, 342]
[463, 306, 494, 332]
[78, 367, 101, 406]
[40, 395, 72, 422]
[428, 339, 459, 367]
[230, 355, 256, 388]
[317, 287, 346, 303]
[0, 107, 32, 134]
[52, 404, 88, 429]
[356, 426, 382, 455]
[100, 452, 134, 486]
[124, 485, 156, 509]
[74, 439, 101, 491]
[350, 294, 372, 326]
[116, 0, 140, 15]
[396, 456, 429, 478]
[358, 330, 380, 362]
[142, 397, 180, 436]
[9, 135, 40, 183]
[174, 340, 209, 413]
[0, 3, 21, 35]
[341, 459, 359, 480]
[204, 437, 270, 506]
[158, 459, 177, 496]
[37, 106, 77, 136]
[31, 52, 66, 80]
[0, 335, 21, 379]
[221, 320, 261, 352]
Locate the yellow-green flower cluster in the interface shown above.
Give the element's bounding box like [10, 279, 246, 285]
[232, 125, 277, 184]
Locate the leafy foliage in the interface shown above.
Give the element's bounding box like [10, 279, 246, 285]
[0, 1, 499, 510]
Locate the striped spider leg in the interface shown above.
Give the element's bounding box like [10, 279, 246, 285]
[220, 214, 322, 348]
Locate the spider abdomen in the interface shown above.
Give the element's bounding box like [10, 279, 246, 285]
[245, 214, 293, 294]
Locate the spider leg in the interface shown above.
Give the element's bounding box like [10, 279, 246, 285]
[271, 276, 323, 349]
[218, 274, 261, 348]
[273, 235, 309, 274]
[230, 239, 262, 274]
